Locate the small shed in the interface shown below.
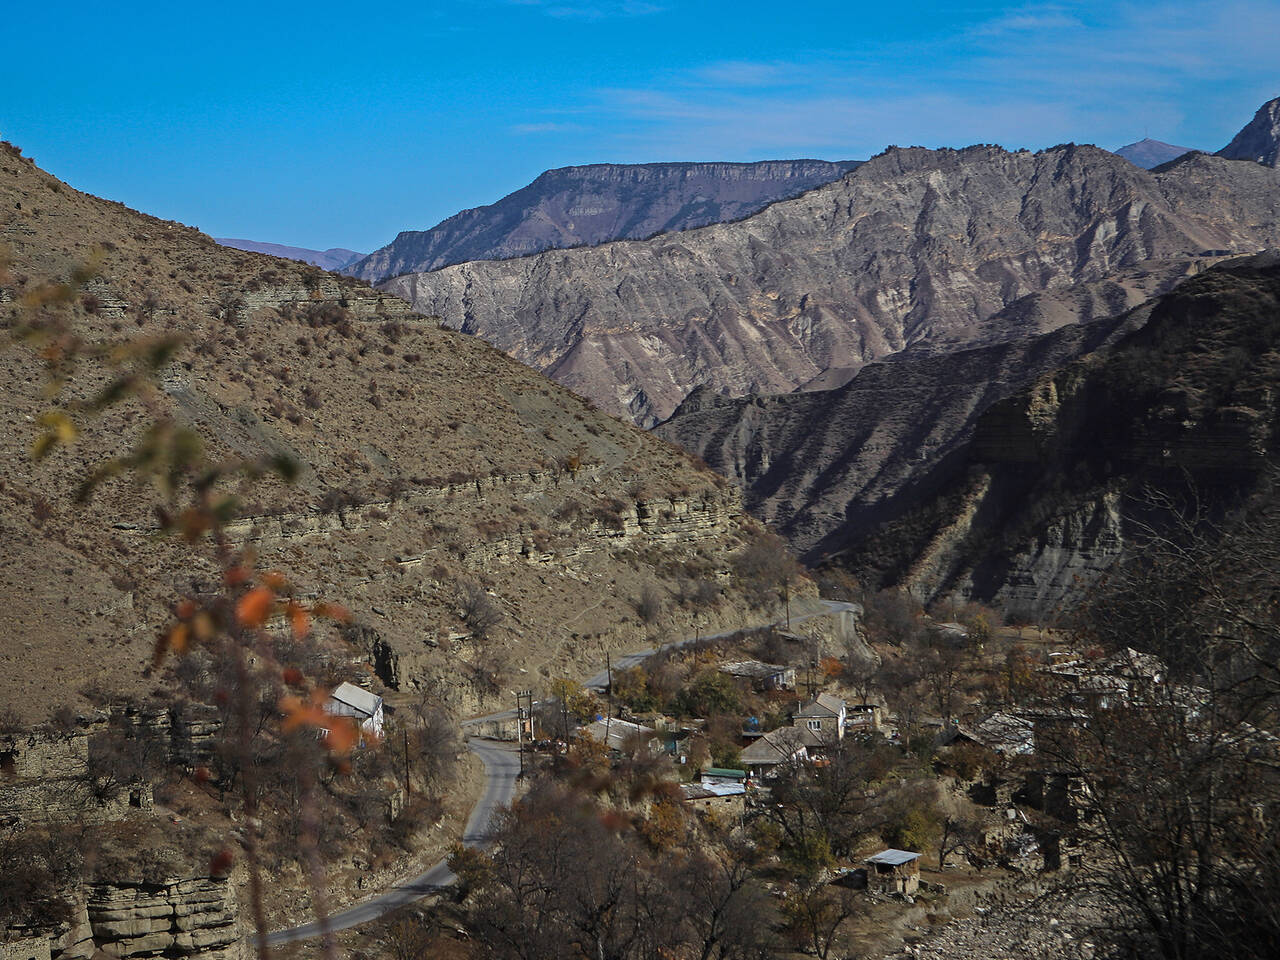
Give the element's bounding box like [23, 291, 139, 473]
[324, 682, 385, 741]
[865, 848, 921, 895]
[718, 660, 796, 691]
[680, 780, 746, 819]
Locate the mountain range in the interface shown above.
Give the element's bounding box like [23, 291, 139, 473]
[344, 160, 861, 282]
[215, 237, 365, 271]
[385, 142, 1280, 426]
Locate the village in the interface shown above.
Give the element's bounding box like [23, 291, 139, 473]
[448, 595, 1208, 954]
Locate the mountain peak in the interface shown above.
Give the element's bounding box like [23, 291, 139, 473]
[1217, 96, 1280, 167]
[1114, 138, 1193, 169]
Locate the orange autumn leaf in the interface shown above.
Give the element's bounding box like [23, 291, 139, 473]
[168, 622, 190, 655]
[192, 611, 215, 641]
[282, 667, 304, 687]
[262, 571, 288, 591]
[280, 690, 328, 732]
[223, 565, 251, 587]
[236, 587, 273, 628]
[323, 720, 359, 755]
[287, 602, 310, 640]
[313, 602, 351, 623]
[176, 598, 196, 620]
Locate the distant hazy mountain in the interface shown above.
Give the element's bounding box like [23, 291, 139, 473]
[216, 238, 364, 271]
[1218, 96, 1280, 167]
[1114, 138, 1193, 169]
[345, 160, 862, 282]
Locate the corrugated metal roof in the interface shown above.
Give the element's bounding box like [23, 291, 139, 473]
[866, 849, 921, 866]
[796, 692, 845, 718]
[327, 682, 382, 719]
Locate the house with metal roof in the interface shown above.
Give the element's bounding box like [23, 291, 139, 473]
[324, 681, 385, 740]
[718, 660, 796, 691]
[583, 718, 658, 754]
[865, 848, 921, 895]
[740, 726, 814, 777]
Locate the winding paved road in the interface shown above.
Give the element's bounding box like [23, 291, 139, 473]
[265, 739, 519, 945]
[268, 597, 857, 942]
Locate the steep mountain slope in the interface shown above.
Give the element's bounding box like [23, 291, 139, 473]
[1114, 138, 1193, 169]
[1217, 96, 1280, 167]
[215, 238, 364, 270]
[654, 269, 1184, 561]
[386, 145, 1280, 426]
[833, 253, 1280, 617]
[346, 159, 861, 282]
[0, 142, 760, 722]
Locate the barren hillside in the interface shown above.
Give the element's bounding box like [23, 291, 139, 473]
[0, 143, 762, 722]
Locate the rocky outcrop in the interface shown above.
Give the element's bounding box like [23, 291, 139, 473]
[346, 159, 861, 282]
[82, 877, 245, 960]
[387, 144, 1280, 425]
[1217, 96, 1280, 167]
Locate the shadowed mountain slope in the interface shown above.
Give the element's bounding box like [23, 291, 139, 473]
[346, 159, 861, 282]
[830, 254, 1280, 617]
[387, 144, 1280, 426]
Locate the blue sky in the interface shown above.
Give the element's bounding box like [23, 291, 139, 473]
[2, 1, 1275, 252]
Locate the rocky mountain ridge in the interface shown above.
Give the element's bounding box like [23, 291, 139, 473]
[1217, 95, 1280, 167]
[0, 141, 762, 724]
[387, 143, 1280, 425]
[654, 271, 1171, 561]
[345, 159, 861, 282]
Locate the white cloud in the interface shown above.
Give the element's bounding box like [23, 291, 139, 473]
[577, 1, 1279, 159]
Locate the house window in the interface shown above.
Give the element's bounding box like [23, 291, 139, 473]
[807, 719, 821, 731]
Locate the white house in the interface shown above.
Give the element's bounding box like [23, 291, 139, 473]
[324, 682, 385, 741]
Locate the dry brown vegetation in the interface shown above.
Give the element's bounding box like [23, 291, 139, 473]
[0, 140, 756, 725]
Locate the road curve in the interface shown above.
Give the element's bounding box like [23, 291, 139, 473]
[265, 739, 519, 945]
[270, 598, 858, 942]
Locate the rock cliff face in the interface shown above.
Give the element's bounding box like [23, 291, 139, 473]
[346, 159, 861, 282]
[834, 254, 1280, 616]
[78, 877, 245, 960]
[386, 145, 1280, 425]
[654, 280, 1165, 561]
[1217, 96, 1280, 167]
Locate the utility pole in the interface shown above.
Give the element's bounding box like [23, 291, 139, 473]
[604, 652, 613, 742]
[515, 688, 533, 777]
[402, 726, 411, 797]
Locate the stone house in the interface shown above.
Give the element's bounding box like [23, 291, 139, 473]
[680, 778, 746, 820]
[740, 726, 813, 778]
[794, 693, 846, 741]
[865, 849, 922, 895]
